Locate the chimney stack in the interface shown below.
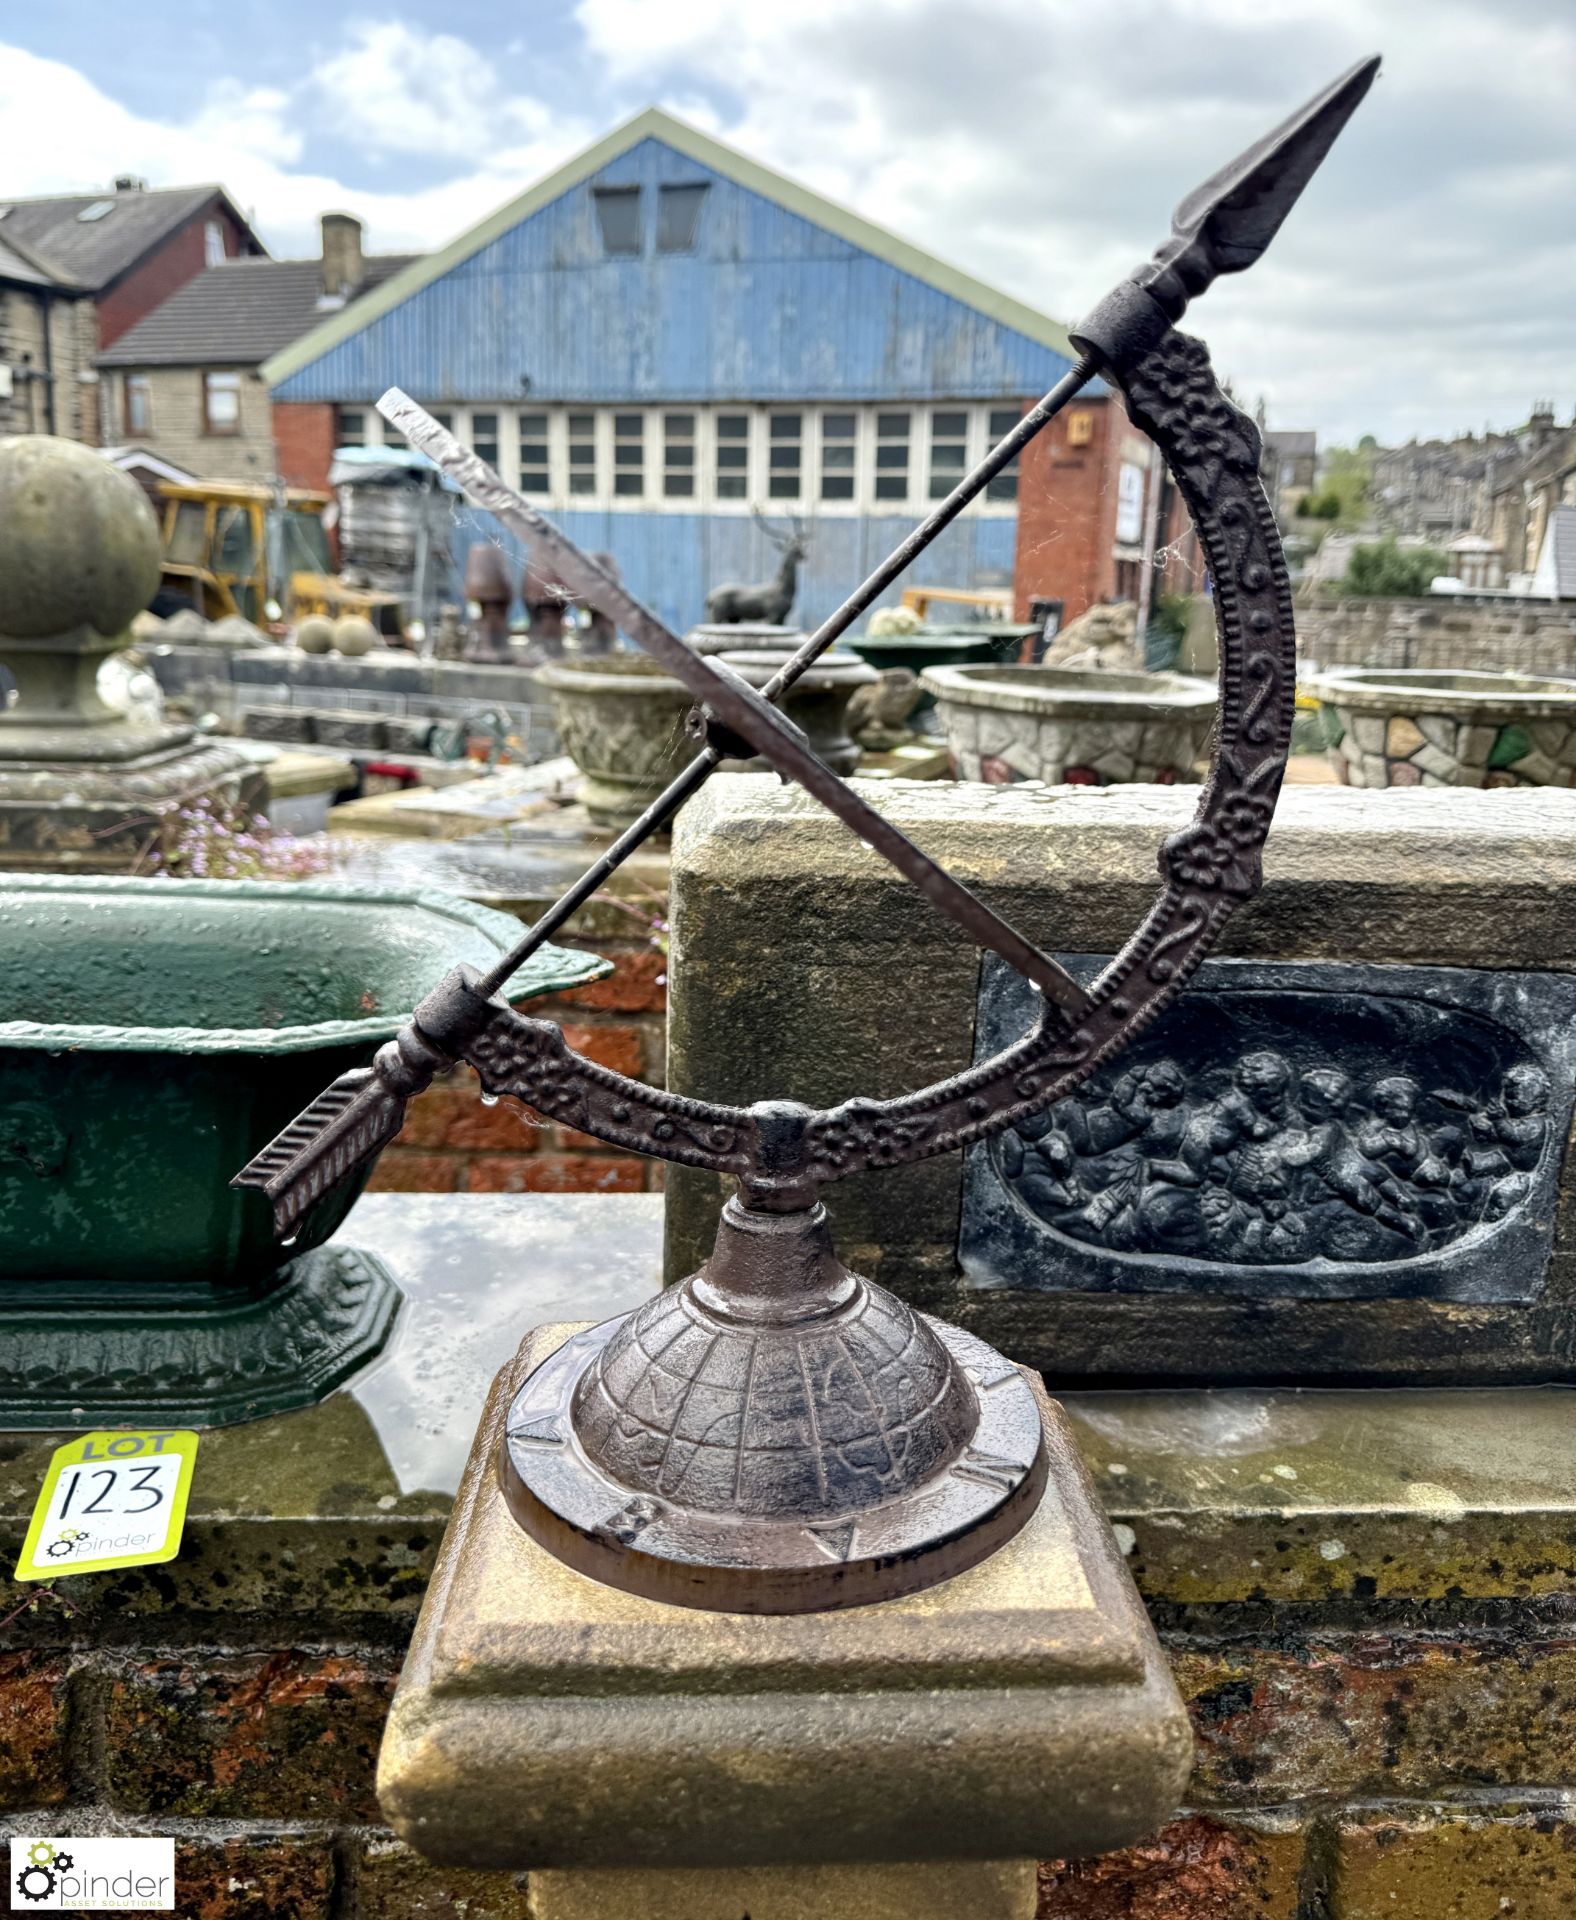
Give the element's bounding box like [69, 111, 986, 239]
[320, 212, 366, 303]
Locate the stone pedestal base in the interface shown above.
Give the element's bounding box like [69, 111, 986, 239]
[378, 1320, 1189, 1873]
[529, 1857, 1036, 1920]
[0, 736, 263, 870]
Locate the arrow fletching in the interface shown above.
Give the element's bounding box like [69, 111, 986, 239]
[234, 1057, 420, 1239]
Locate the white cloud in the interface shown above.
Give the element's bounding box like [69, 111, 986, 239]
[307, 21, 565, 161]
[573, 0, 1576, 444]
[0, 38, 594, 259]
[3, 5, 1572, 444]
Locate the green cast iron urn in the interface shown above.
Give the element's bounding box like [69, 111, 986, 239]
[0, 874, 606, 1425]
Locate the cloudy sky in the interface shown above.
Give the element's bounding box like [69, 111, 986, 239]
[4, 1, 1571, 444]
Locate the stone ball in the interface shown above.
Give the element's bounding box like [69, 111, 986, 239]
[0, 435, 161, 639]
[332, 614, 379, 656]
[295, 614, 335, 654]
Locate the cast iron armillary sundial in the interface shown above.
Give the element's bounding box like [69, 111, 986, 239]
[238, 59, 1378, 1613]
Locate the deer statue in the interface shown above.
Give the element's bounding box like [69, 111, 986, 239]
[703, 510, 808, 625]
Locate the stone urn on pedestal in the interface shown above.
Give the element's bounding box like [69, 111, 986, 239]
[533, 655, 700, 827]
[0, 436, 261, 868]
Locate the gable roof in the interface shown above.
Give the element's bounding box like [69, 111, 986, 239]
[98, 252, 419, 368]
[264, 107, 1075, 388]
[0, 185, 260, 291]
[0, 229, 63, 290]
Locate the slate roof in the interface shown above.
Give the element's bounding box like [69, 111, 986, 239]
[0, 185, 257, 291]
[0, 232, 59, 289]
[98, 253, 420, 368]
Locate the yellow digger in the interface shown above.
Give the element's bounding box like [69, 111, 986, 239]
[154, 481, 403, 633]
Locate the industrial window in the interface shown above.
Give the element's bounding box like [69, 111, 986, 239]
[471, 412, 499, 468]
[519, 412, 549, 493]
[204, 219, 225, 267]
[613, 412, 644, 496]
[124, 374, 151, 435]
[929, 410, 969, 500]
[336, 408, 366, 446]
[594, 186, 642, 256]
[663, 412, 695, 497]
[656, 184, 707, 253]
[768, 412, 802, 500]
[820, 412, 856, 501]
[715, 413, 749, 499]
[985, 407, 1021, 502]
[202, 371, 241, 436]
[568, 412, 597, 494]
[874, 412, 910, 501]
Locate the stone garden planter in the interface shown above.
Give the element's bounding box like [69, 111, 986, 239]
[1304, 668, 1576, 788]
[920, 663, 1216, 786]
[533, 655, 699, 827]
[717, 648, 878, 775]
[0, 874, 605, 1424]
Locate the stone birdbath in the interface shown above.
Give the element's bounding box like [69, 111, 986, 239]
[1304, 667, 1576, 788]
[716, 648, 878, 775]
[532, 654, 699, 827]
[0, 874, 606, 1426]
[921, 662, 1217, 785]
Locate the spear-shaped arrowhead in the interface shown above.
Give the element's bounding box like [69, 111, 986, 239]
[1073, 55, 1380, 365]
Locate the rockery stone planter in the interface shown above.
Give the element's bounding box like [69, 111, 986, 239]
[0, 874, 606, 1425]
[717, 648, 878, 775]
[1304, 668, 1576, 788]
[533, 656, 699, 827]
[921, 663, 1216, 786]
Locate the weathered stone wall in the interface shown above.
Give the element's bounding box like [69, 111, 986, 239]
[664, 779, 1576, 1383]
[1299, 595, 1576, 674]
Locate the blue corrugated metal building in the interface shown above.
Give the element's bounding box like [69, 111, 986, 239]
[265, 110, 1081, 634]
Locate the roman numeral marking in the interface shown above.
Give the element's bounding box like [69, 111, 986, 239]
[807, 1520, 858, 1562]
[951, 1448, 1026, 1493]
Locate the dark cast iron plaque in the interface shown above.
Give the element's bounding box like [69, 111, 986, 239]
[962, 955, 1576, 1304]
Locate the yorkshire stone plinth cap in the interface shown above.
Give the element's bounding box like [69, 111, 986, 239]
[0, 435, 161, 641]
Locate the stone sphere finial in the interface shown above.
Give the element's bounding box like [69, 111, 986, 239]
[0, 436, 162, 641]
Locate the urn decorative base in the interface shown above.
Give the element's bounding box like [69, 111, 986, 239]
[377, 1320, 1190, 1874]
[0, 1244, 400, 1428]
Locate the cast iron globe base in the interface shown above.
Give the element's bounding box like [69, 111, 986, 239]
[500, 1197, 1047, 1612]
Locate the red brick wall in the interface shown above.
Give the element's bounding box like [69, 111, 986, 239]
[96, 199, 253, 350]
[1013, 393, 1122, 623]
[272, 401, 338, 492]
[368, 942, 668, 1196]
[1014, 394, 1206, 624]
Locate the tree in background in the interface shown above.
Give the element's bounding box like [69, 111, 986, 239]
[1341, 536, 1447, 598]
[1300, 444, 1373, 531]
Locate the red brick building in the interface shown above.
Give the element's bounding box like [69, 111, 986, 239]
[1013, 389, 1201, 629]
[0, 178, 262, 444]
